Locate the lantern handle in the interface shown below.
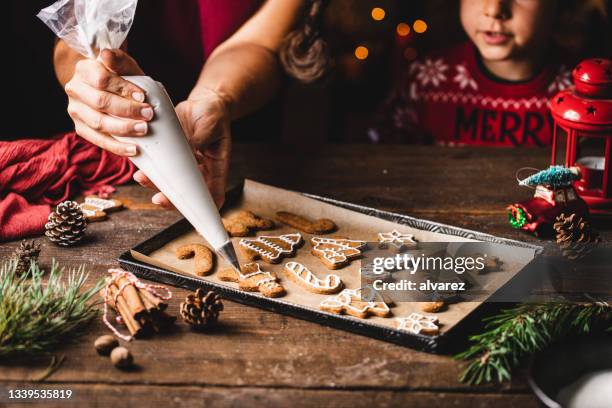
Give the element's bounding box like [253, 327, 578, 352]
[515, 167, 541, 189]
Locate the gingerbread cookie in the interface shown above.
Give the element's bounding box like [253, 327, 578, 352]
[239, 233, 302, 264]
[80, 203, 107, 222]
[218, 263, 285, 298]
[84, 196, 123, 212]
[420, 301, 445, 313]
[319, 288, 390, 318]
[378, 230, 417, 251]
[284, 262, 342, 294]
[223, 210, 274, 237]
[310, 237, 367, 269]
[176, 244, 215, 276]
[275, 211, 336, 234]
[395, 313, 439, 335]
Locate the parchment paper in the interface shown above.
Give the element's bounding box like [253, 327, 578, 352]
[132, 180, 536, 334]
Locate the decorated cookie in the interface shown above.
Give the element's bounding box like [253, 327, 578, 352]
[420, 301, 445, 313]
[79, 203, 107, 222]
[378, 230, 417, 251]
[239, 233, 302, 264]
[310, 237, 367, 269]
[176, 244, 215, 276]
[218, 263, 285, 298]
[223, 210, 274, 237]
[275, 211, 336, 234]
[84, 196, 123, 212]
[284, 262, 342, 294]
[319, 288, 390, 318]
[396, 313, 439, 335]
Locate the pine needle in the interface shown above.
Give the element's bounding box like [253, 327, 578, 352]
[455, 302, 612, 385]
[0, 259, 103, 359]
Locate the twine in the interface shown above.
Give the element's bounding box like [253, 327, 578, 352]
[102, 268, 172, 341]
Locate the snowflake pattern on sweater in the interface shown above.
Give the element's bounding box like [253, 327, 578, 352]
[373, 42, 572, 146]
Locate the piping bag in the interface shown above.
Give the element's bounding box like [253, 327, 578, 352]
[38, 0, 241, 272]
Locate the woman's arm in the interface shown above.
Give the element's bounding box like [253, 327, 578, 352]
[189, 0, 304, 119]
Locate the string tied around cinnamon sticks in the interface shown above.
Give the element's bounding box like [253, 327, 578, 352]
[102, 268, 174, 341]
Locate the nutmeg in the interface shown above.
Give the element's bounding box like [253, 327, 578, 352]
[110, 347, 133, 369]
[94, 335, 119, 356]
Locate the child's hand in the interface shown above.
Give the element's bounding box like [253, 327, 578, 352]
[133, 88, 231, 210]
[65, 49, 153, 157]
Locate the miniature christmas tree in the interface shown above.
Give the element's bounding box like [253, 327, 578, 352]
[519, 166, 580, 190]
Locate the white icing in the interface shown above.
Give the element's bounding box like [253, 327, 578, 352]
[320, 288, 389, 316]
[84, 197, 119, 210]
[240, 263, 277, 287]
[239, 233, 302, 261]
[378, 230, 417, 249]
[285, 262, 341, 290]
[311, 237, 366, 266]
[396, 313, 439, 334]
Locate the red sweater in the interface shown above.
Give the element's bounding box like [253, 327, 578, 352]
[373, 42, 573, 146]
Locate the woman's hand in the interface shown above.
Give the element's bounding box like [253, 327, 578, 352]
[65, 49, 153, 156]
[133, 88, 232, 209]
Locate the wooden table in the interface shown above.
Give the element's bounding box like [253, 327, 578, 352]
[3, 145, 605, 407]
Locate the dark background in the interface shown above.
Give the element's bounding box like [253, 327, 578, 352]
[2, 0, 610, 143]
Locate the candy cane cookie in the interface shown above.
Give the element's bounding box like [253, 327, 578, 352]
[284, 262, 342, 294]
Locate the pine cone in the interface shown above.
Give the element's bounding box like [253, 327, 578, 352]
[554, 213, 600, 260]
[12, 239, 41, 276]
[180, 289, 223, 329]
[45, 201, 87, 246]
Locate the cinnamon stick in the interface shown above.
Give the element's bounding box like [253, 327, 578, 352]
[103, 283, 144, 338]
[138, 288, 167, 312]
[116, 276, 147, 319]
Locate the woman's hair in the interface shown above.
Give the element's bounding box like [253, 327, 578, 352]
[424, 0, 610, 59]
[280, 0, 332, 83]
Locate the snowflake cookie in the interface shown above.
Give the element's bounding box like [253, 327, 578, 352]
[395, 313, 439, 335]
[377, 230, 417, 251]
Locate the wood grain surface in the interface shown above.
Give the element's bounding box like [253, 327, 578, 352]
[2, 144, 607, 407]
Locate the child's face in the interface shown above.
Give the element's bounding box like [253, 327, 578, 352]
[460, 0, 557, 62]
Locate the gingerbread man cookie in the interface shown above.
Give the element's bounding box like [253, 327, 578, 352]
[319, 287, 390, 318]
[275, 211, 336, 234]
[218, 263, 285, 298]
[310, 237, 367, 269]
[176, 244, 215, 276]
[223, 210, 274, 237]
[395, 313, 439, 335]
[378, 230, 417, 251]
[284, 262, 342, 294]
[239, 233, 302, 264]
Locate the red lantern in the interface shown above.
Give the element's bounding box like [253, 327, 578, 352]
[550, 58, 612, 213]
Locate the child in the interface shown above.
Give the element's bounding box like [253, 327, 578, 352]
[372, 0, 609, 147]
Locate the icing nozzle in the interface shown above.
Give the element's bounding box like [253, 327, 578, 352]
[216, 240, 241, 273]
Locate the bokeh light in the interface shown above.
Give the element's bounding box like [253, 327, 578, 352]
[354, 46, 369, 60]
[396, 23, 411, 37]
[413, 19, 428, 34]
[371, 7, 386, 21]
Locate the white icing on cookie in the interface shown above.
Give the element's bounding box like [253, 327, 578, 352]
[284, 262, 342, 292]
[378, 230, 417, 250]
[396, 313, 439, 335]
[310, 237, 366, 267]
[240, 263, 277, 287]
[320, 288, 390, 317]
[239, 233, 302, 262]
[84, 196, 122, 211]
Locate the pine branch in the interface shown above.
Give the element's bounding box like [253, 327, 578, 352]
[0, 259, 103, 358]
[455, 302, 612, 385]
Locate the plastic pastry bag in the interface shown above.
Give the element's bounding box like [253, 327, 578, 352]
[37, 0, 138, 58]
